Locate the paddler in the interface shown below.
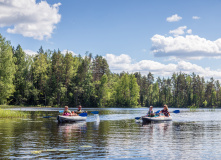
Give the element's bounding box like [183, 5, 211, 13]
[62, 106, 71, 116]
[73, 105, 87, 115]
[147, 106, 155, 117]
[159, 104, 170, 117]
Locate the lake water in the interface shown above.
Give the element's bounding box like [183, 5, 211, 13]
[0, 108, 221, 159]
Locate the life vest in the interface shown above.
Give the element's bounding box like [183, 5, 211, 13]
[161, 109, 170, 116]
[63, 110, 71, 116]
[147, 110, 154, 115]
[76, 109, 84, 114]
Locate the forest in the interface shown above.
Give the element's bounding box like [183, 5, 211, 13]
[0, 34, 220, 108]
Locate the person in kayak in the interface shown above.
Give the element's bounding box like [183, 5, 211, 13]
[63, 106, 72, 116]
[147, 106, 155, 117]
[73, 105, 87, 115]
[159, 105, 170, 117]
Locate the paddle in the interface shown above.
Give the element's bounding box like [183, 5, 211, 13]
[43, 116, 56, 118]
[79, 112, 87, 117]
[91, 111, 99, 114]
[155, 110, 161, 114]
[155, 110, 180, 114]
[135, 110, 161, 120]
[173, 110, 180, 113]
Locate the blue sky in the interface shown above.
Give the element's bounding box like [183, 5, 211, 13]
[1, 0, 221, 80]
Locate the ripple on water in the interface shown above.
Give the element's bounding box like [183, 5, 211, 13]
[1, 108, 221, 159]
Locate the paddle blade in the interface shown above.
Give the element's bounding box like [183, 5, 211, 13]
[79, 113, 87, 117]
[173, 110, 180, 113]
[43, 116, 52, 118]
[91, 111, 99, 114]
[135, 117, 141, 120]
[155, 110, 160, 114]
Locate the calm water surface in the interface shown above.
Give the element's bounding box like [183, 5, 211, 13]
[0, 108, 221, 159]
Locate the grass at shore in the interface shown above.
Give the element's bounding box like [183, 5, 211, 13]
[0, 105, 52, 108]
[0, 108, 28, 118]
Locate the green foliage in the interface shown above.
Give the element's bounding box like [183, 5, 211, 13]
[203, 100, 207, 107]
[13, 45, 33, 105]
[92, 55, 110, 81]
[0, 34, 16, 104]
[1, 34, 221, 108]
[114, 73, 140, 107]
[129, 74, 140, 106]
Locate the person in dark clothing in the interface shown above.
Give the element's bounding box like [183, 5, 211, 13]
[159, 105, 170, 117]
[73, 105, 87, 115]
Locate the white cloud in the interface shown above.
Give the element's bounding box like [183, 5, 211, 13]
[169, 26, 192, 36]
[151, 34, 221, 59]
[169, 26, 187, 36]
[192, 16, 200, 20]
[166, 14, 182, 22]
[61, 49, 77, 56]
[186, 29, 192, 34]
[105, 54, 132, 71]
[105, 54, 176, 76]
[105, 53, 221, 80]
[0, 0, 61, 40]
[24, 49, 37, 56]
[176, 61, 221, 79]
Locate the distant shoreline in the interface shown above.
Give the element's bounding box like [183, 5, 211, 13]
[0, 105, 219, 109]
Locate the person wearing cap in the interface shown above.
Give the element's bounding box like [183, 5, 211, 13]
[147, 106, 155, 117]
[62, 106, 72, 116]
[74, 105, 87, 115]
[159, 104, 170, 117]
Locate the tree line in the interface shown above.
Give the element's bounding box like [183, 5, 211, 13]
[0, 34, 220, 108]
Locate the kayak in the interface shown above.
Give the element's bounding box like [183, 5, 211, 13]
[57, 115, 87, 123]
[142, 116, 172, 123]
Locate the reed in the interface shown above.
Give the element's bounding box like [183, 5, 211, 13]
[0, 108, 28, 118]
[208, 107, 216, 112]
[188, 105, 198, 112]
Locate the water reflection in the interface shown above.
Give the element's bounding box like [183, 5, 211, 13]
[142, 121, 172, 136]
[58, 122, 87, 143]
[93, 120, 100, 130]
[1, 109, 221, 159]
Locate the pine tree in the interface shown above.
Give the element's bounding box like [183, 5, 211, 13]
[0, 34, 16, 104]
[13, 45, 27, 104]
